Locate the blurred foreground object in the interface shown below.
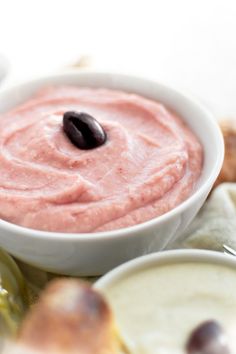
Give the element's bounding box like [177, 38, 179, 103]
[215, 119, 236, 186]
[0, 249, 28, 336]
[16, 279, 125, 354]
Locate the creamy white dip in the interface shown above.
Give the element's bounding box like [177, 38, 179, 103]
[103, 262, 236, 353]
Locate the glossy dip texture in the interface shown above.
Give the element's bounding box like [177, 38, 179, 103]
[103, 262, 236, 353]
[0, 86, 203, 233]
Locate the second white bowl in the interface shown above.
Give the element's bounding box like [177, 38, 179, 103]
[95, 250, 236, 352]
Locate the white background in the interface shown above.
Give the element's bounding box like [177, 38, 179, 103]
[0, 0, 236, 118]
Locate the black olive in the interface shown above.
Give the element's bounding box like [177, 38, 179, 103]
[63, 111, 107, 150]
[186, 320, 230, 354]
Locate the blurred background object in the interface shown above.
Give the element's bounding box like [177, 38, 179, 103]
[0, 54, 9, 85]
[215, 119, 236, 186]
[0, 0, 236, 118]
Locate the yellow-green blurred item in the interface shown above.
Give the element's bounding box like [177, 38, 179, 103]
[0, 249, 28, 336]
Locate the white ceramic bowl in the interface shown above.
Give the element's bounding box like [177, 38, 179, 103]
[95, 249, 236, 290]
[0, 72, 224, 275]
[95, 249, 236, 350]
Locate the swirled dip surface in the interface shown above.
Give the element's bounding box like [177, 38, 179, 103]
[0, 86, 203, 233]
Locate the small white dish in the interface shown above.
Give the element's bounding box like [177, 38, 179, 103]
[0, 72, 224, 275]
[95, 249, 236, 353]
[95, 249, 236, 289]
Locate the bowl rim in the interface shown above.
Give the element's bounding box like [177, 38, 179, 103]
[94, 249, 236, 289]
[0, 71, 224, 241]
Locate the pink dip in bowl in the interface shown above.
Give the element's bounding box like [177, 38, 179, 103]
[0, 86, 203, 233]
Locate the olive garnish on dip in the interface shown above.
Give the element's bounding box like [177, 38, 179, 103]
[186, 320, 230, 354]
[63, 111, 107, 150]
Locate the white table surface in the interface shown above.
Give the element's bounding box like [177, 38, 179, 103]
[1, 0, 236, 119]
